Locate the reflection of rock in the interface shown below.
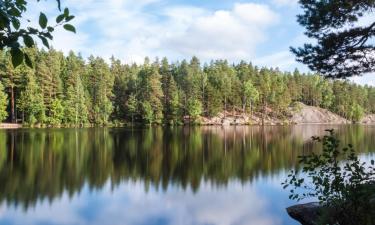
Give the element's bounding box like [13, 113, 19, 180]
[360, 114, 375, 124]
[286, 202, 321, 225]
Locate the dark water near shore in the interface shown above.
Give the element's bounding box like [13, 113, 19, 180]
[0, 125, 374, 225]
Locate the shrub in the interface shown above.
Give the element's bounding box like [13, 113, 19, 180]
[283, 129, 375, 225]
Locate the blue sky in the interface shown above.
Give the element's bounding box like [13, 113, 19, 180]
[30, 0, 373, 85]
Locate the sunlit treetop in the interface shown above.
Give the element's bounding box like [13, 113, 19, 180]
[291, 0, 375, 79]
[0, 0, 75, 67]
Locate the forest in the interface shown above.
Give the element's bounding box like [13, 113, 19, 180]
[0, 47, 374, 127]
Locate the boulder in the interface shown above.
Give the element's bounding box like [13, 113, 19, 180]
[286, 202, 321, 225]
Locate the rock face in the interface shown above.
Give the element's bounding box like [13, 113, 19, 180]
[197, 103, 351, 126]
[0, 123, 22, 129]
[286, 202, 321, 225]
[360, 114, 375, 124]
[291, 104, 350, 124]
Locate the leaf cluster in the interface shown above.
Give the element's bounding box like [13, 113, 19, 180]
[0, 0, 75, 67]
[283, 129, 375, 224]
[292, 0, 375, 78]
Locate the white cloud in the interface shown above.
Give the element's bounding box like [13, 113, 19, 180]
[27, 1, 279, 64]
[350, 74, 375, 87]
[165, 3, 279, 61]
[272, 0, 298, 7]
[0, 181, 286, 225]
[254, 51, 297, 70]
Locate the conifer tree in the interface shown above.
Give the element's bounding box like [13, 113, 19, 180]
[0, 51, 23, 122]
[87, 56, 114, 124]
[126, 93, 138, 124]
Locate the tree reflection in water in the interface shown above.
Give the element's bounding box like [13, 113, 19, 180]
[0, 125, 374, 210]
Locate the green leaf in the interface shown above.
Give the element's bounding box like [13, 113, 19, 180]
[64, 8, 69, 16]
[12, 19, 20, 30]
[63, 24, 76, 33]
[9, 8, 21, 17]
[10, 48, 24, 68]
[56, 14, 65, 23]
[39, 12, 48, 29]
[24, 53, 33, 68]
[23, 35, 34, 47]
[65, 15, 75, 22]
[39, 36, 49, 48]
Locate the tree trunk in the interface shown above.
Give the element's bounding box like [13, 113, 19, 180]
[10, 86, 15, 123]
[262, 98, 266, 126]
[243, 96, 246, 113]
[224, 95, 227, 119]
[184, 95, 187, 117]
[250, 100, 253, 118]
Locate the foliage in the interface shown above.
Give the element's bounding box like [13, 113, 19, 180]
[292, 0, 375, 78]
[187, 98, 202, 121]
[0, 0, 75, 67]
[141, 100, 153, 125]
[0, 48, 374, 126]
[283, 130, 375, 225]
[126, 94, 138, 124]
[0, 82, 7, 121]
[243, 80, 259, 114]
[48, 98, 64, 125]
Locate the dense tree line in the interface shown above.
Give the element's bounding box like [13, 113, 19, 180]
[0, 47, 374, 126]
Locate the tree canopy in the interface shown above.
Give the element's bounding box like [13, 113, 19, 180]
[0, 48, 374, 126]
[292, 0, 375, 78]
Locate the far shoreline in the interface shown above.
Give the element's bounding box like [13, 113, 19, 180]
[1, 122, 374, 130]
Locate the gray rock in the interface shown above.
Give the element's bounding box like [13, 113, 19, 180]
[286, 202, 321, 225]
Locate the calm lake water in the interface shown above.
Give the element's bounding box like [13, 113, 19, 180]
[0, 125, 374, 225]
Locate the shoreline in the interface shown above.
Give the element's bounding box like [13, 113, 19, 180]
[1, 122, 374, 129]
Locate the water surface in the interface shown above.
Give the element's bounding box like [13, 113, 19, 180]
[0, 125, 374, 225]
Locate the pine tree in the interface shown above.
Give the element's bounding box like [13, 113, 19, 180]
[17, 72, 46, 124]
[35, 49, 64, 122]
[187, 98, 202, 122]
[141, 100, 153, 125]
[126, 93, 138, 124]
[49, 99, 64, 125]
[243, 80, 259, 116]
[160, 58, 180, 124]
[62, 52, 89, 125]
[0, 51, 23, 122]
[86, 56, 114, 124]
[138, 58, 164, 124]
[111, 56, 130, 120]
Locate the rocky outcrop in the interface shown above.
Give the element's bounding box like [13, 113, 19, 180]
[290, 104, 350, 124]
[0, 123, 22, 129]
[195, 103, 351, 126]
[198, 112, 288, 126]
[290, 104, 351, 124]
[360, 114, 375, 124]
[286, 202, 321, 225]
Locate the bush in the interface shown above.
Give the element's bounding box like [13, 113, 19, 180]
[283, 129, 375, 225]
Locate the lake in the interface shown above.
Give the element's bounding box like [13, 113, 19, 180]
[0, 125, 374, 225]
